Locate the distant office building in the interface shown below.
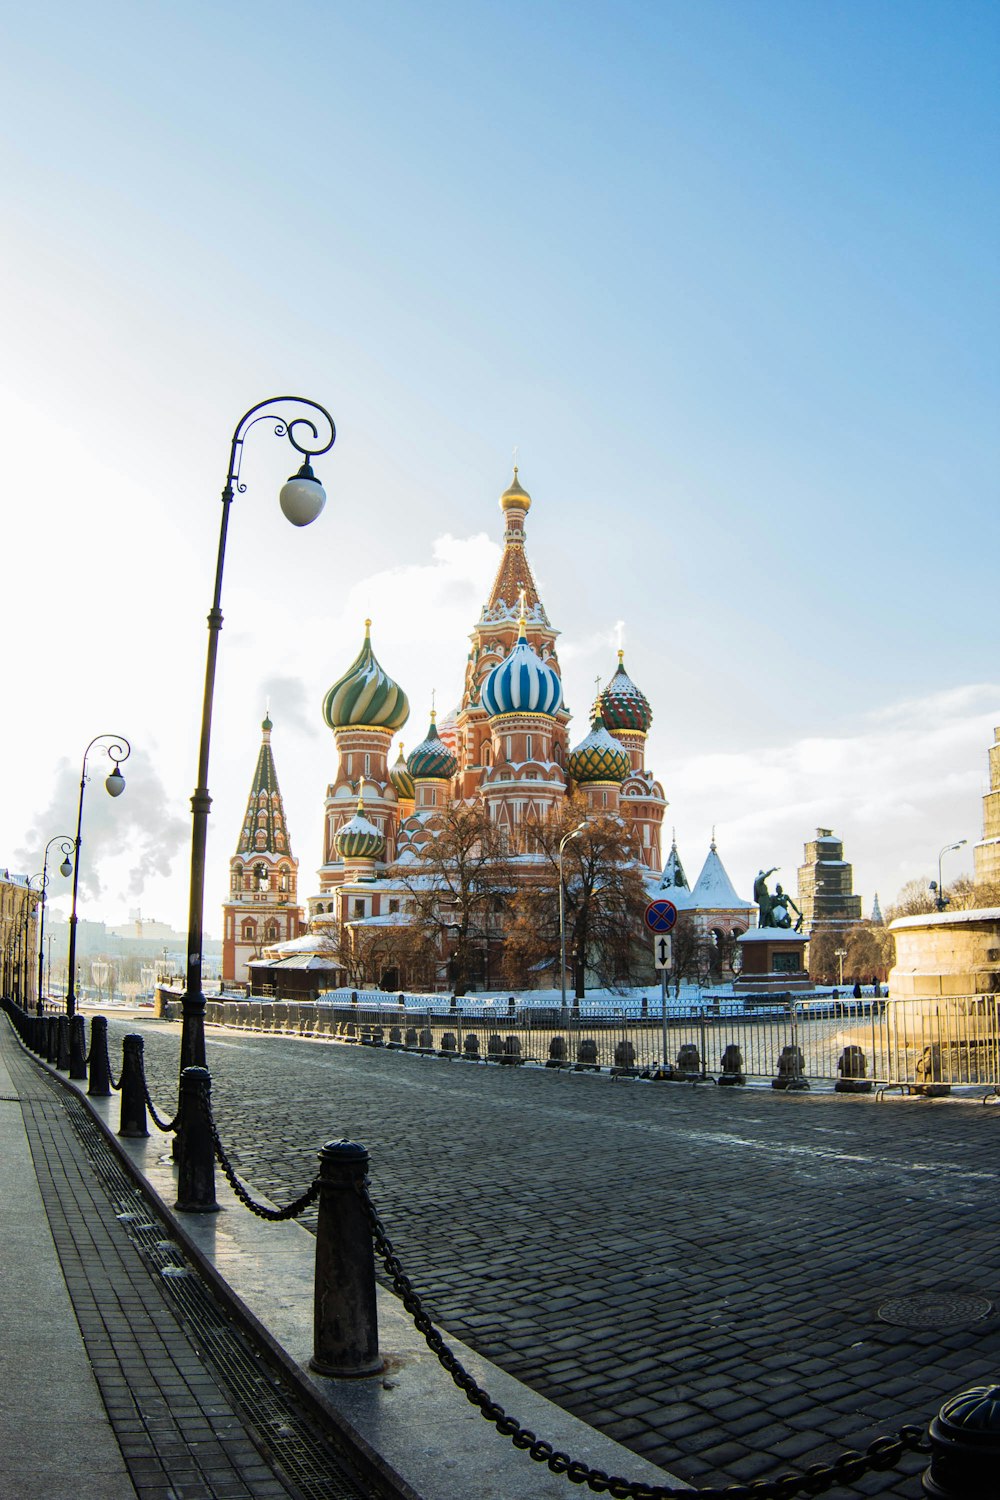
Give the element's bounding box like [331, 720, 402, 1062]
[797, 828, 862, 932]
[974, 726, 1000, 886]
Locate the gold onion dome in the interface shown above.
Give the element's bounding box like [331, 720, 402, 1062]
[334, 783, 386, 862]
[600, 651, 652, 734]
[569, 713, 630, 784]
[499, 465, 532, 513]
[323, 620, 409, 732]
[389, 744, 415, 801]
[407, 711, 458, 780]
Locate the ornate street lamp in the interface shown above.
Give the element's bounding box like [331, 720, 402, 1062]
[180, 397, 334, 1078]
[66, 736, 131, 1016]
[36, 836, 74, 1014]
[834, 946, 847, 987]
[559, 823, 587, 1012]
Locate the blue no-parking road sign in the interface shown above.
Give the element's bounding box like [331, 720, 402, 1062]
[644, 898, 677, 934]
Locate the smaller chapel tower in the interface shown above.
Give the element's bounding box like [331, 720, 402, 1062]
[599, 652, 667, 871]
[223, 715, 302, 983]
[319, 620, 409, 894]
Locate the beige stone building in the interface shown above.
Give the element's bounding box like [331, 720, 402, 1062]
[973, 726, 1000, 886]
[0, 870, 41, 1007]
[796, 828, 862, 933]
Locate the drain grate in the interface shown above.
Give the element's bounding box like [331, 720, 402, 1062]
[60, 1088, 390, 1500]
[877, 1292, 993, 1328]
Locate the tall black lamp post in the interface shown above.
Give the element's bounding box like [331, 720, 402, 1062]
[180, 397, 335, 1078]
[66, 736, 131, 1016]
[36, 836, 74, 1014]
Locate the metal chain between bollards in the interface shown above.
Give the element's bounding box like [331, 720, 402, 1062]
[141, 1076, 180, 1134]
[355, 1181, 928, 1499]
[198, 1088, 319, 1222]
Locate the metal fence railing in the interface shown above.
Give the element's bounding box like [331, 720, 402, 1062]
[189, 991, 1000, 1092]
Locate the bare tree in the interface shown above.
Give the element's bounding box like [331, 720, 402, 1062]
[399, 801, 514, 997]
[503, 794, 650, 998]
[885, 878, 937, 921]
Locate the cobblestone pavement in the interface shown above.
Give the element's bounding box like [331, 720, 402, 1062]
[119, 1019, 1000, 1497]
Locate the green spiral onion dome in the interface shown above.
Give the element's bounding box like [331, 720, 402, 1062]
[389, 743, 415, 801]
[568, 713, 630, 784]
[407, 712, 458, 781]
[323, 620, 409, 732]
[334, 784, 386, 862]
[600, 650, 652, 734]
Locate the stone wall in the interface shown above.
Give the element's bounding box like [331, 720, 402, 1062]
[888, 908, 1000, 997]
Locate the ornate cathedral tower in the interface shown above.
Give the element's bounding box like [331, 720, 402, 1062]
[454, 470, 571, 798]
[599, 652, 667, 870]
[319, 621, 409, 894]
[568, 709, 630, 814]
[478, 595, 567, 845]
[222, 715, 302, 983]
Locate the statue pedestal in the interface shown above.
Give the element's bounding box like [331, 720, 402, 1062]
[736, 927, 811, 992]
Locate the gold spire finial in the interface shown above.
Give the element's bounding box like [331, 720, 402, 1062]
[617, 648, 624, 664]
[357, 775, 366, 812]
[517, 587, 527, 628]
[364, 618, 372, 637]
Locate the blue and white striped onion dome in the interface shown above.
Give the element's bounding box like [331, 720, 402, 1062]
[323, 619, 409, 732]
[480, 618, 562, 719]
[334, 789, 386, 862]
[389, 744, 415, 801]
[568, 715, 630, 784]
[407, 713, 458, 780]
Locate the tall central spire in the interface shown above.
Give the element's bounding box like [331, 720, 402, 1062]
[482, 467, 547, 623]
[237, 713, 292, 856]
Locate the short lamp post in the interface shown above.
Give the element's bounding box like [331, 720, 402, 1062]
[180, 397, 334, 1081]
[834, 947, 847, 987]
[37, 836, 74, 1015]
[66, 737, 130, 1017]
[559, 823, 586, 1012]
[932, 840, 967, 912]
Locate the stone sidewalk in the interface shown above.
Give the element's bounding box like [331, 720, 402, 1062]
[122, 1016, 1000, 1497]
[0, 1021, 384, 1500]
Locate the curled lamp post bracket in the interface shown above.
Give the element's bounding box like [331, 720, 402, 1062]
[229, 397, 336, 497]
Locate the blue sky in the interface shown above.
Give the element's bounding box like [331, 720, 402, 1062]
[2, 1, 997, 933]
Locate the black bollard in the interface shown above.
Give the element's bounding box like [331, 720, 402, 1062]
[310, 1141, 382, 1377]
[174, 1066, 218, 1213]
[46, 1015, 59, 1064]
[923, 1382, 1000, 1497]
[56, 1015, 71, 1070]
[69, 1015, 88, 1080]
[88, 1016, 112, 1097]
[118, 1034, 149, 1138]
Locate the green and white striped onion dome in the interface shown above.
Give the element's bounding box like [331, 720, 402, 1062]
[568, 713, 630, 784]
[389, 744, 415, 801]
[599, 651, 652, 734]
[334, 788, 386, 862]
[407, 711, 458, 780]
[323, 620, 409, 732]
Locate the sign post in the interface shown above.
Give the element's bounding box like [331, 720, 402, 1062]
[644, 902, 677, 1074]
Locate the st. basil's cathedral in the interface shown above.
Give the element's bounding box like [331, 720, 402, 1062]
[222, 471, 752, 988]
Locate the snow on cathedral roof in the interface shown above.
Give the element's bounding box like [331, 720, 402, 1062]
[688, 841, 753, 912]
